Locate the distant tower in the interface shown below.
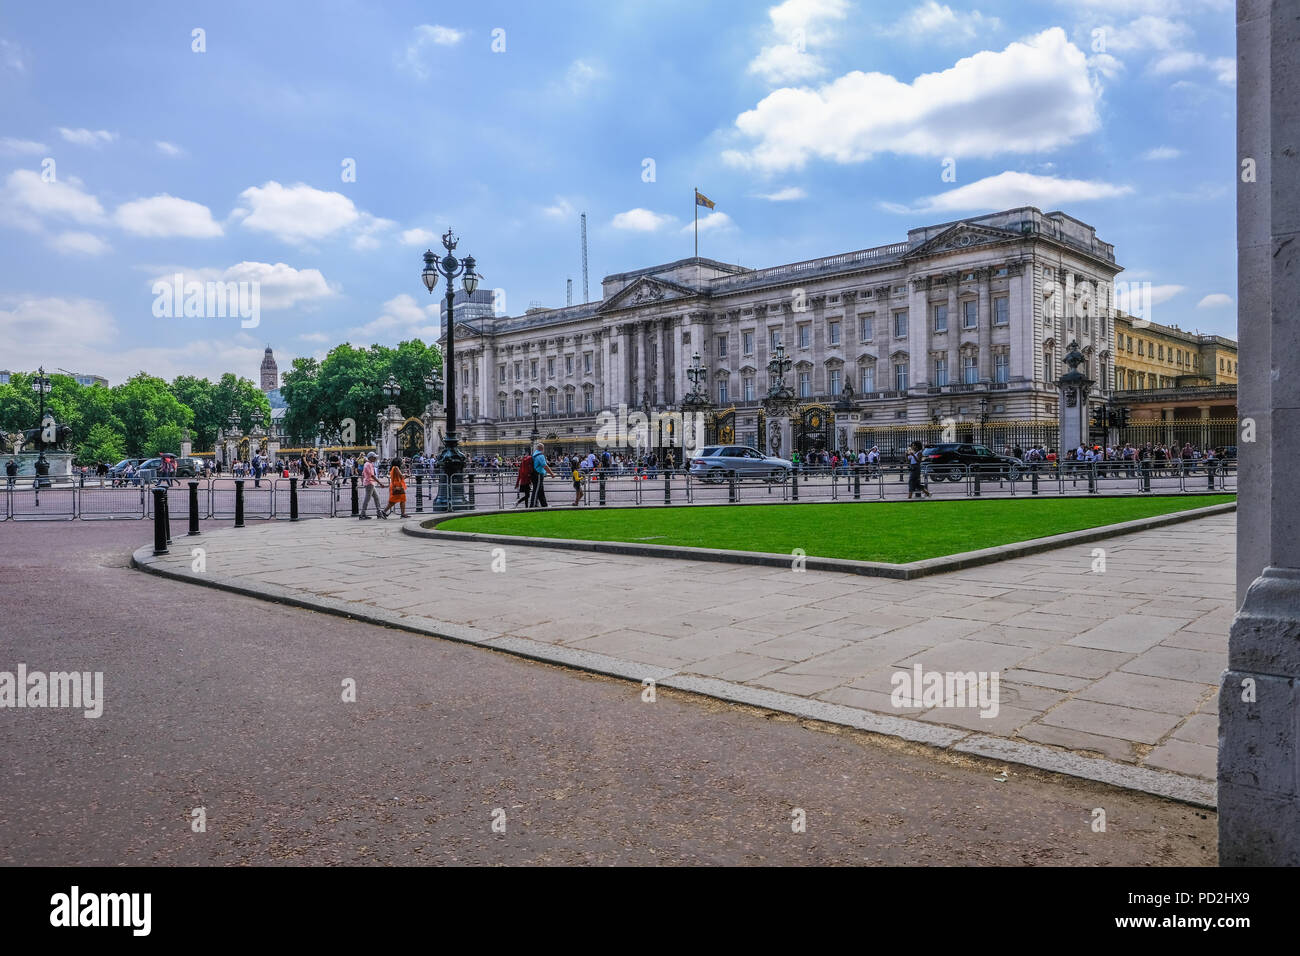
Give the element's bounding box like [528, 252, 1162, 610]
[260, 346, 278, 392]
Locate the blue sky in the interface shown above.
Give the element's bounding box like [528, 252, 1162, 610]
[0, 0, 1237, 384]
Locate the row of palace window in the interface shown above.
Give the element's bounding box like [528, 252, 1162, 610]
[711, 353, 1010, 404]
[499, 352, 595, 384]
[1115, 333, 1204, 369]
[500, 388, 597, 418]
[712, 298, 1015, 360]
[1115, 369, 1182, 390]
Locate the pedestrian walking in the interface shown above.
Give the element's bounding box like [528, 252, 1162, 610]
[907, 440, 932, 498]
[529, 442, 555, 508]
[358, 451, 385, 519]
[380, 458, 407, 518]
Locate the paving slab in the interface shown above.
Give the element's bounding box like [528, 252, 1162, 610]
[131, 511, 1235, 804]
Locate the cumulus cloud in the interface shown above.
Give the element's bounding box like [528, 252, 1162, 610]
[57, 127, 116, 147]
[147, 261, 338, 311]
[1117, 283, 1185, 310]
[1142, 146, 1181, 160]
[347, 293, 440, 344]
[542, 196, 576, 219]
[754, 186, 807, 201]
[881, 170, 1133, 215]
[155, 140, 184, 157]
[0, 137, 47, 155]
[1197, 293, 1233, 308]
[681, 211, 735, 234]
[2, 169, 106, 225]
[610, 208, 675, 231]
[399, 227, 437, 246]
[884, 2, 1000, 43]
[115, 194, 223, 238]
[49, 231, 111, 256]
[398, 24, 465, 79]
[233, 181, 364, 243]
[725, 28, 1099, 173]
[747, 0, 848, 85]
[563, 59, 603, 94]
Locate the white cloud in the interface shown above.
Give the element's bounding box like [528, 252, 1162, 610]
[564, 59, 602, 94]
[1197, 293, 1233, 308]
[885, 2, 1000, 43]
[1, 37, 26, 72]
[1212, 56, 1235, 85]
[1087, 53, 1125, 79]
[1142, 146, 1181, 160]
[725, 28, 1099, 173]
[882, 170, 1133, 215]
[2, 169, 106, 225]
[148, 262, 338, 311]
[542, 197, 577, 219]
[57, 127, 116, 147]
[1149, 50, 1206, 74]
[610, 208, 675, 231]
[747, 0, 848, 85]
[49, 231, 111, 256]
[116, 194, 223, 238]
[299, 331, 331, 343]
[233, 181, 361, 243]
[0, 137, 47, 155]
[351, 214, 397, 250]
[155, 140, 184, 157]
[399, 227, 437, 246]
[681, 211, 735, 234]
[1117, 284, 1185, 310]
[754, 186, 807, 201]
[0, 296, 117, 350]
[398, 24, 465, 79]
[1100, 16, 1192, 54]
[347, 293, 440, 344]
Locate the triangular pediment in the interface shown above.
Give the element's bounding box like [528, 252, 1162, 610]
[597, 275, 698, 313]
[902, 222, 1023, 260]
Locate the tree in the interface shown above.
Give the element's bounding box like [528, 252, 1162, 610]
[78, 422, 126, 465]
[111, 374, 194, 457]
[145, 423, 186, 456]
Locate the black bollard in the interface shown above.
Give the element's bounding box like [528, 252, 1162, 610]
[1208, 467, 1215, 490]
[599, 473, 607, 506]
[853, 470, 861, 499]
[415, 473, 423, 513]
[289, 475, 299, 521]
[234, 478, 245, 528]
[1088, 464, 1097, 494]
[728, 471, 737, 503]
[791, 471, 799, 501]
[152, 488, 169, 555]
[350, 475, 359, 515]
[162, 487, 172, 543]
[973, 468, 981, 497]
[188, 480, 200, 535]
[664, 470, 671, 505]
[1031, 468, 1039, 495]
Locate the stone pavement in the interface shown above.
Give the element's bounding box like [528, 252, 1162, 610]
[135, 512, 1233, 805]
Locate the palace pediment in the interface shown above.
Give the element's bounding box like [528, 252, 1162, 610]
[597, 275, 698, 313]
[902, 222, 1023, 260]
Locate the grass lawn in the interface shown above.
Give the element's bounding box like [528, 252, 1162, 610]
[437, 495, 1234, 564]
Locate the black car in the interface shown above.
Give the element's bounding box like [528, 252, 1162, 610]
[921, 442, 1023, 481]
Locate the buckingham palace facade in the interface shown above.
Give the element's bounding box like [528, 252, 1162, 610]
[444, 206, 1122, 457]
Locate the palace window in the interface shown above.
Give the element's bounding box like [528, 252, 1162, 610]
[995, 353, 1009, 383]
[798, 324, 811, 348]
[894, 362, 909, 391]
[861, 366, 875, 393]
[546, 357, 555, 378]
[514, 396, 522, 417]
[828, 321, 841, 346]
[548, 394, 557, 415]
[499, 399, 506, 418]
[961, 271, 975, 282]
[1138, 341, 1145, 356]
[963, 300, 977, 329]
[583, 389, 593, 414]
[514, 362, 522, 381]
[994, 266, 1009, 277]
[583, 352, 592, 373]
[498, 364, 506, 384]
[717, 334, 728, 358]
[743, 376, 755, 401]
[742, 330, 754, 355]
[962, 354, 978, 384]
[770, 328, 782, 350]
[893, 310, 908, 338]
[1158, 345, 1164, 360]
[829, 368, 841, 395]
[566, 392, 574, 414]
[860, 314, 874, 341]
[530, 359, 538, 378]
[718, 379, 728, 403]
[798, 371, 811, 397]
[934, 357, 948, 387]
[994, 297, 1009, 325]
[934, 304, 947, 332]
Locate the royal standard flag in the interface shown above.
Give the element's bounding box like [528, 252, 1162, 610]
[695, 189, 716, 209]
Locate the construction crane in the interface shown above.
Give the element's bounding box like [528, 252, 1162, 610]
[580, 212, 589, 304]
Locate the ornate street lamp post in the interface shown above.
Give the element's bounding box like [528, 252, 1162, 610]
[978, 394, 990, 445]
[530, 401, 540, 446]
[31, 368, 52, 487]
[421, 229, 481, 510]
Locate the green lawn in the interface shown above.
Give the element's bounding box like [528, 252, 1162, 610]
[437, 495, 1233, 564]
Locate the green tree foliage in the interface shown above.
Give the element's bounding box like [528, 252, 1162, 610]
[78, 422, 126, 465]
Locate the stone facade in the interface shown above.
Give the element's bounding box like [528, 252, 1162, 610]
[443, 207, 1123, 454]
[260, 346, 278, 393]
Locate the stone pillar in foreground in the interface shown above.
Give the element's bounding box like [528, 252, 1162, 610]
[1220, 0, 1300, 866]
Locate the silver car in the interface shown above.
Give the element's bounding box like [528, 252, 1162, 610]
[689, 445, 793, 482]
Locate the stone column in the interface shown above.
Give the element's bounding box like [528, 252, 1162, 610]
[1220, 0, 1300, 866]
[946, 275, 960, 390]
[977, 269, 992, 382]
[654, 318, 666, 406]
[908, 280, 928, 390]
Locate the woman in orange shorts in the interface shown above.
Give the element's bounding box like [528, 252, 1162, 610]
[380, 458, 408, 518]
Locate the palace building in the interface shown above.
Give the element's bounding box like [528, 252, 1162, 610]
[444, 207, 1125, 457]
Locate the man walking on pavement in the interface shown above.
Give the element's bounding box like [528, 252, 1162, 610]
[358, 451, 386, 519]
[529, 441, 556, 509]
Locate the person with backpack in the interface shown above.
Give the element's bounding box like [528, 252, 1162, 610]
[515, 453, 533, 507]
[906, 440, 932, 499]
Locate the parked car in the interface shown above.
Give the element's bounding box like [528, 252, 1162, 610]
[107, 458, 143, 478]
[176, 456, 203, 477]
[921, 442, 1023, 481]
[689, 445, 793, 482]
[135, 454, 181, 482]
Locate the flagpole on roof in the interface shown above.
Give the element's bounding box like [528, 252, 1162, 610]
[694, 186, 698, 259]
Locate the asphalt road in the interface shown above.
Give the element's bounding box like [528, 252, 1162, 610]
[0, 520, 1216, 865]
